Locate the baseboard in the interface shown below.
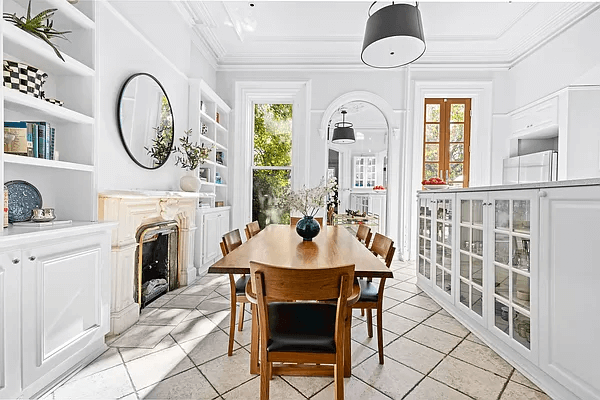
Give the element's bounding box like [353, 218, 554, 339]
[110, 301, 139, 335]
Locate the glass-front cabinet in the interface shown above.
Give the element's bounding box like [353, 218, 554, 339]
[417, 194, 435, 281]
[433, 194, 455, 300]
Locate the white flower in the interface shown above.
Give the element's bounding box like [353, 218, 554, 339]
[280, 177, 337, 217]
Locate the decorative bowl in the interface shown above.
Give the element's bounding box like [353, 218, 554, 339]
[423, 184, 449, 190]
[31, 208, 56, 222]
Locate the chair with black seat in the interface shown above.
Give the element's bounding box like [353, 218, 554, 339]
[245, 221, 261, 240]
[356, 224, 372, 248]
[290, 216, 323, 228]
[352, 232, 395, 365]
[249, 261, 355, 400]
[221, 229, 251, 356]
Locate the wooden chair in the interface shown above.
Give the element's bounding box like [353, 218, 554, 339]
[356, 224, 372, 248]
[352, 233, 395, 365]
[248, 261, 355, 400]
[245, 221, 261, 240]
[290, 216, 323, 228]
[221, 229, 250, 356]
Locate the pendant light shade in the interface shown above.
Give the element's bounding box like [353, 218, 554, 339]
[331, 110, 355, 144]
[361, 2, 426, 68]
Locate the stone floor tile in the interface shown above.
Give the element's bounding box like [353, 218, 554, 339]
[281, 375, 333, 398]
[182, 309, 204, 322]
[199, 348, 252, 394]
[311, 377, 390, 400]
[384, 287, 416, 302]
[352, 355, 424, 399]
[465, 333, 486, 345]
[118, 334, 177, 362]
[394, 272, 416, 282]
[501, 381, 551, 399]
[137, 367, 218, 400]
[377, 311, 419, 336]
[450, 340, 513, 377]
[437, 308, 452, 317]
[163, 294, 206, 309]
[110, 325, 173, 349]
[196, 296, 231, 315]
[69, 348, 123, 382]
[223, 376, 305, 400]
[52, 364, 133, 399]
[351, 321, 399, 351]
[430, 356, 507, 400]
[351, 341, 377, 367]
[232, 321, 253, 347]
[125, 344, 194, 391]
[388, 303, 435, 323]
[405, 295, 442, 312]
[138, 308, 193, 326]
[170, 315, 219, 344]
[423, 314, 470, 337]
[404, 325, 463, 354]
[511, 369, 544, 392]
[117, 393, 137, 400]
[179, 329, 238, 366]
[393, 281, 423, 294]
[404, 377, 472, 400]
[145, 294, 175, 308]
[181, 282, 220, 296]
[385, 337, 445, 374]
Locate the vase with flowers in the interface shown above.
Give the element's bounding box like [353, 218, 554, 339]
[280, 177, 337, 241]
[175, 129, 213, 192]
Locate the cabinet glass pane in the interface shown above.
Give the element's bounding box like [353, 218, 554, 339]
[513, 273, 531, 311]
[494, 299, 510, 335]
[460, 253, 469, 279]
[460, 227, 470, 252]
[513, 237, 531, 272]
[419, 237, 424, 255]
[472, 287, 483, 316]
[495, 200, 510, 230]
[444, 271, 452, 295]
[436, 266, 443, 288]
[443, 224, 452, 246]
[424, 260, 431, 279]
[495, 232, 510, 265]
[424, 239, 431, 259]
[426, 220, 431, 236]
[513, 200, 530, 234]
[461, 200, 470, 223]
[460, 281, 469, 307]
[444, 199, 452, 221]
[495, 266, 509, 300]
[425, 124, 440, 141]
[472, 200, 484, 225]
[436, 244, 443, 265]
[472, 257, 483, 286]
[444, 247, 452, 270]
[418, 257, 425, 275]
[425, 201, 432, 218]
[419, 218, 425, 236]
[419, 200, 426, 217]
[436, 222, 444, 242]
[513, 311, 531, 350]
[472, 228, 483, 257]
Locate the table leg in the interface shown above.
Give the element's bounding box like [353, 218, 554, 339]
[344, 310, 352, 377]
[250, 303, 260, 375]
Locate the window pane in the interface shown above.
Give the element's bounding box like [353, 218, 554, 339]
[449, 163, 463, 181]
[449, 144, 464, 162]
[425, 124, 439, 142]
[425, 144, 439, 161]
[450, 104, 465, 122]
[424, 163, 439, 179]
[252, 169, 291, 228]
[426, 104, 440, 122]
[450, 124, 464, 142]
[253, 104, 292, 167]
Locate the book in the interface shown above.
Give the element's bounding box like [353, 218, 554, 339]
[45, 123, 51, 160]
[4, 122, 28, 155]
[37, 123, 46, 159]
[50, 127, 55, 161]
[28, 123, 38, 158]
[26, 123, 34, 157]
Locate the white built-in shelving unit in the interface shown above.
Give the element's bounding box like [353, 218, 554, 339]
[1, 0, 98, 225]
[188, 79, 231, 208]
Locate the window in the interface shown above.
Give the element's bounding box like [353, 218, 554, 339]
[354, 156, 376, 188]
[252, 104, 292, 227]
[423, 98, 471, 187]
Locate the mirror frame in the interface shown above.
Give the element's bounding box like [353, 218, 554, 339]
[116, 72, 175, 170]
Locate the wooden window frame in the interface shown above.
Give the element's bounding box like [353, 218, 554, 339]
[422, 98, 471, 187]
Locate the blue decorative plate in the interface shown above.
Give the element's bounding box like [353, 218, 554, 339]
[6, 180, 43, 222]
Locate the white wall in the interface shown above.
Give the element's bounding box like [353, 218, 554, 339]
[97, 1, 217, 192]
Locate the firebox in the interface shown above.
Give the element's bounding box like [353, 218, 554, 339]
[135, 220, 179, 308]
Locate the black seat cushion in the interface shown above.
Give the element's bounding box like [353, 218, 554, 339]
[235, 275, 250, 295]
[266, 302, 337, 354]
[357, 279, 379, 303]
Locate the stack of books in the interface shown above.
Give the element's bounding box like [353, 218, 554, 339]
[4, 121, 56, 160]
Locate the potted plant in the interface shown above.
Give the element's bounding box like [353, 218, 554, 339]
[280, 177, 337, 241]
[174, 129, 213, 192]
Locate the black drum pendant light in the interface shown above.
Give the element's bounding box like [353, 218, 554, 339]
[331, 110, 355, 144]
[361, 2, 426, 68]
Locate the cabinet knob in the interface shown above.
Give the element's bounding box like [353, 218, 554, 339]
[29, 256, 36, 261]
[539, 191, 547, 198]
[12, 259, 19, 264]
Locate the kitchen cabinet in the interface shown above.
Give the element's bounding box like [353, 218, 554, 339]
[511, 97, 558, 138]
[416, 193, 435, 282]
[350, 193, 387, 233]
[195, 207, 230, 273]
[0, 251, 21, 399]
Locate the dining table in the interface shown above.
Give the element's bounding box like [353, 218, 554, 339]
[208, 224, 394, 377]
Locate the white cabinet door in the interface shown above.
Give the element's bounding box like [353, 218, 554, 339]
[218, 211, 230, 239]
[416, 194, 435, 285]
[431, 193, 456, 303]
[0, 251, 21, 399]
[202, 212, 220, 264]
[539, 186, 600, 400]
[511, 97, 558, 138]
[21, 235, 105, 388]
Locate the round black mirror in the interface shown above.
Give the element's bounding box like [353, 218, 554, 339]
[117, 73, 174, 169]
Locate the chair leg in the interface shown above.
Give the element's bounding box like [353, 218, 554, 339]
[361, 308, 365, 317]
[366, 309, 373, 338]
[260, 357, 270, 400]
[334, 347, 344, 400]
[377, 306, 384, 364]
[238, 302, 245, 331]
[228, 300, 237, 356]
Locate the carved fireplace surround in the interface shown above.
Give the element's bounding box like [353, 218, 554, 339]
[98, 190, 198, 335]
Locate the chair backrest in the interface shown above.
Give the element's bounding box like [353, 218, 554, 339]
[370, 233, 394, 268]
[290, 216, 323, 228]
[223, 229, 243, 253]
[219, 241, 228, 257]
[245, 221, 261, 240]
[356, 225, 372, 247]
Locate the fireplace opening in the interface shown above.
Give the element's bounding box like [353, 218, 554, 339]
[135, 220, 179, 308]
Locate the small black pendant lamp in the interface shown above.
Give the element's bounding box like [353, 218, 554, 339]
[331, 110, 355, 144]
[361, 2, 426, 68]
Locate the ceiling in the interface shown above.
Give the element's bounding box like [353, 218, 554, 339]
[176, 1, 599, 69]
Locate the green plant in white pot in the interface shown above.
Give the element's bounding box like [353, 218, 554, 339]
[175, 129, 213, 192]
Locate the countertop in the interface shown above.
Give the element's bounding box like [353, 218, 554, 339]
[418, 178, 600, 193]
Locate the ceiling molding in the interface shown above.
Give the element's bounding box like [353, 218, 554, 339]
[493, 3, 538, 40]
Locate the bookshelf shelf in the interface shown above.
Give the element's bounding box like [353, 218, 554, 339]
[11, 0, 95, 30]
[3, 88, 94, 125]
[3, 24, 94, 77]
[4, 154, 94, 172]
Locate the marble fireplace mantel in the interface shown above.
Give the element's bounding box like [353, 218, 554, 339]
[98, 190, 199, 335]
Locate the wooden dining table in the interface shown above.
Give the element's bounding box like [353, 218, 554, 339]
[208, 224, 394, 377]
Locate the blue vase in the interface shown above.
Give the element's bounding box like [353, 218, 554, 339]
[295, 216, 320, 241]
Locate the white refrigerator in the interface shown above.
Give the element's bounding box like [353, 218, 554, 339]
[502, 150, 558, 185]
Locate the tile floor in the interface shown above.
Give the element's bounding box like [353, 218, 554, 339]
[45, 261, 553, 400]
